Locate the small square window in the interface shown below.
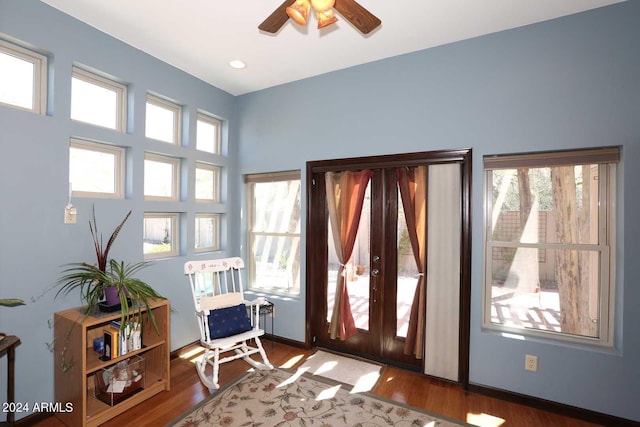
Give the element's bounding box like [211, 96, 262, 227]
[195, 214, 220, 252]
[145, 94, 181, 144]
[71, 67, 126, 131]
[196, 112, 221, 154]
[195, 162, 221, 202]
[69, 139, 124, 198]
[143, 213, 179, 259]
[0, 39, 47, 114]
[144, 153, 180, 201]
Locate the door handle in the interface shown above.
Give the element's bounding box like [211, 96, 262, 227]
[371, 269, 380, 302]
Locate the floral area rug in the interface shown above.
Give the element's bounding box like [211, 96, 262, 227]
[168, 367, 472, 426]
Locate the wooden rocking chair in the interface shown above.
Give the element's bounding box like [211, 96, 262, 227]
[184, 257, 273, 391]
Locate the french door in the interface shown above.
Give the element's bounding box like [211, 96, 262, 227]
[306, 149, 472, 380]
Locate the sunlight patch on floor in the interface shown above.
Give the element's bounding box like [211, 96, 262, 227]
[179, 346, 205, 363]
[316, 384, 342, 400]
[466, 412, 505, 427]
[314, 360, 338, 376]
[279, 353, 305, 369]
[277, 367, 307, 388]
[351, 371, 381, 394]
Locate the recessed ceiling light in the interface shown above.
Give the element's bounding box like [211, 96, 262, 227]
[229, 59, 246, 69]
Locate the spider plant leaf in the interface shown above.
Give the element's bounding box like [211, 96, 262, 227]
[0, 298, 25, 307]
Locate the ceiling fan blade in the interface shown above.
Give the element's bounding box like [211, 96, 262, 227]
[259, 0, 296, 33]
[334, 0, 381, 35]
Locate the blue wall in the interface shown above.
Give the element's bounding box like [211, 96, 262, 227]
[0, 0, 238, 415]
[236, 1, 640, 422]
[1, 0, 638, 422]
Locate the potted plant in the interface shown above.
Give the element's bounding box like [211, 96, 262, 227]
[56, 207, 166, 332]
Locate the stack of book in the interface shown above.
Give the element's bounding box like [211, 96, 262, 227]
[101, 320, 142, 360]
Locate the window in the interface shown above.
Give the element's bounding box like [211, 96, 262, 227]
[145, 94, 181, 144]
[196, 112, 221, 154]
[143, 213, 179, 259]
[246, 171, 301, 295]
[195, 214, 220, 252]
[144, 153, 180, 201]
[483, 147, 619, 345]
[195, 162, 221, 202]
[69, 138, 125, 198]
[0, 39, 46, 113]
[71, 67, 126, 131]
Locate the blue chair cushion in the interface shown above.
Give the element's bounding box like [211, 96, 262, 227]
[207, 303, 252, 339]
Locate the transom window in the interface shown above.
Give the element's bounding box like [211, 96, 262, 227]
[483, 147, 619, 346]
[145, 94, 181, 145]
[144, 153, 180, 201]
[143, 212, 179, 259]
[71, 67, 126, 131]
[69, 138, 125, 199]
[195, 162, 221, 202]
[196, 112, 222, 155]
[246, 171, 301, 295]
[0, 39, 47, 114]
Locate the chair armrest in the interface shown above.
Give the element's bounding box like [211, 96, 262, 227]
[244, 297, 269, 329]
[244, 296, 267, 306]
[195, 308, 210, 316]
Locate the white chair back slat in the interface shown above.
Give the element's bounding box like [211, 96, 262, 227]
[185, 257, 246, 313]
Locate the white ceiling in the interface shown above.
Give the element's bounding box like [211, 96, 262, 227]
[40, 0, 623, 96]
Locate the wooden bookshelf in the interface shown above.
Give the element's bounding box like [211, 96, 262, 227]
[54, 299, 170, 427]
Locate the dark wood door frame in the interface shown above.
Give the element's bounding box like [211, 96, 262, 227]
[305, 148, 472, 387]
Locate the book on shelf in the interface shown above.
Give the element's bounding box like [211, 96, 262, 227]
[102, 329, 114, 361]
[102, 320, 142, 359]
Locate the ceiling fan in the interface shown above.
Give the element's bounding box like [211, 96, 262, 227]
[259, 0, 381, 35]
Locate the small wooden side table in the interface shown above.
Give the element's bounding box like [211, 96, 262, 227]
[258, 301, 275, 349]
[0, 335, 20, 427]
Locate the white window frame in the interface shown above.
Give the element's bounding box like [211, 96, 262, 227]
[195, 162, 221, 203]
[144, 153, 180, 201]
[195, 213, 221, 253]
[196, 112, 222, 155]
[69, 138, 125, 199]
[145, 93, 181, 145]
[71, 66, 127, 131]
[0, 39, 47, 114]
[482, 147, 619, 347]
[143, 212, 179, 259]
[246, 170, 301, 296]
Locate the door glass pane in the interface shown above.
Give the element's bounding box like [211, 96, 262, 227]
[327, 182, 371, 331]
[396, 190, 418, 337]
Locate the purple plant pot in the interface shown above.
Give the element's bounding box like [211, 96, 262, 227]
[104, 286, 120, 306]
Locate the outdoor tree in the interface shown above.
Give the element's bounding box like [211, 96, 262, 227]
[551, 166, 596, 336]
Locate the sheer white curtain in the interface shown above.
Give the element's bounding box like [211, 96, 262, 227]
[424, 163, 461, 381]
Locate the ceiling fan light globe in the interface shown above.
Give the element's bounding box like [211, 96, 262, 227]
[310, 0, 335, 13]
[317, 9, 338, 29]
[286, 0, 311, 26]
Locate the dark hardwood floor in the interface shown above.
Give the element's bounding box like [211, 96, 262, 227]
[29, 340, 603, 427]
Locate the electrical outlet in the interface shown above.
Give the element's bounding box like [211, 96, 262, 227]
[64, 207, 77, 224]
[525, 354, 538, 372]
